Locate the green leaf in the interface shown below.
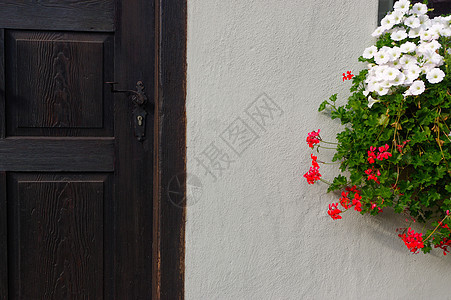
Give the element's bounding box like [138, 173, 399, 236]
[318, 100, 328, 112]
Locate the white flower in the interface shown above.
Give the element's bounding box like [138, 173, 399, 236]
[392, 11, 405, 24]
[400, 41, 416, 53]
[381, 15, 396, 30]
[399, 55, 417, 67]
[429, 53, 444, 65]
[380, 80, 392, 88]
[363, 45, 378, 59]
[368, 95, 381, 108]
[383, 67, 401, 80]
[405, 16, 421, 28]
[408, 27, 421, 38]
[403, 64, 421, 81]
[391, 29, 408, 41]
[375, 84, 389, 96]
[440, 27, 451, 37]
[426, 68, 445, 84]
[407, 80, 425, 96]
[390, 47, 402, 60]
[419, 15, 431, 29]
[375, 65, 389, 80]
[374, 51, 390, 65]
[394, 0, 410, 13]
[420, 29, 434, 41]
[423, 40, 441, 52]
[390, 73, 406, 86]
[363, 90, 370, 96]
[389, 60, 402, 69]
[429, 24, 443, 39]
[372, 26, 385, 37]
[411, 3, 428, 15]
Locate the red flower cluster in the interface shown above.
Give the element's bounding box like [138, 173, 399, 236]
[365, 168, 381, 184]
[333, 186, 362, 219]
[339, 191, 351, 209]
[398, 227, 424, 253]
[352, 192, 362, 212]
[367, 144, 392, 164]
[396, 140, 410, 153]
[367, 146, 377, 164]
[328, 203, 342, 220]
[304, 154, 321, 184]
[306, 130, 321, 148]
[377, 144, 392, 160]
[434, 237, 451, 256]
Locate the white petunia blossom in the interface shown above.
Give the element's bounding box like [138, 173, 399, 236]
[374, 51, 391, 65]
[408, 27, 421, 38]
[372, 26, 385, 37]
[411, 3, 428, 16]
[419, 15, 431, 29]
[392, 11, 405, 24]
[400, 41, 416, 53]
[390, 47, 402, 60]
[426, 68, 445, 84]
[391, 29, 408, 41]
[381, 15, 396, 30]
[389, 60, 402, 69]
[375, 84, 389, 96]
[406, 80, 425, 96]
[405, 16, 421, 28]
[383, 67, 400, 80]
[404, 64, 421, 78]
[368, 95, 381, 108]
[363, 46, 378, 59]
[390, 73, 406, 86]
[420, 29, 433, 41]
[399, 55, 417, 67]
[394, 0, 410, 13]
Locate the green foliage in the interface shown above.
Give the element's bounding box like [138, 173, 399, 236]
[317, 33, 451, 256]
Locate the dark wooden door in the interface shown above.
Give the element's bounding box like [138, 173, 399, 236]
[0, 1, 167, 298]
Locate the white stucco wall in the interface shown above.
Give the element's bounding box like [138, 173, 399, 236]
[186, 1, 451, 299]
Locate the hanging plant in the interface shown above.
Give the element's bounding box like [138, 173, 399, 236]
[304, 0, 451, 255]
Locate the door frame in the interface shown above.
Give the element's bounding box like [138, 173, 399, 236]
[153, 0, 187, 299]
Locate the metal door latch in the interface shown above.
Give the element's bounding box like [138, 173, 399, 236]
[106, 81, 150, 142]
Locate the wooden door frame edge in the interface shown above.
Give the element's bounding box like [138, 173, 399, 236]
[153, 0, 187, 299]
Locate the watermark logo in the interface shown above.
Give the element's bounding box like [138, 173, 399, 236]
[167, 93, 285, 208]
[167, 172, 204, 208]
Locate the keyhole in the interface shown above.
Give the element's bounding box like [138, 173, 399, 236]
[137, 115, 143, 126]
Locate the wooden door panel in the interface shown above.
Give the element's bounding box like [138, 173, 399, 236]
[0, 0, 188, 298]
[5, 31, 114, 137]
[7, 173, 111, 299]
[0, 1, 115, 32]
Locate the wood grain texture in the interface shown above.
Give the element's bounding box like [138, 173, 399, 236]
[0, 0, 114, 32]
[0, 172, 7, 300]
[0, 138, 114, 172]
[0, 29, 4, 139]
[7, 173, 109, 299]
[113, 0, 156, 297]
[154, 0, 187, 298]
[6, 31, 114, 137]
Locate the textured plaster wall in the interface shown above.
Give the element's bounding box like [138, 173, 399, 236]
[186, 1, 451, 299]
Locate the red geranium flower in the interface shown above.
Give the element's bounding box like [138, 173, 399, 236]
[398, 227, 424, 253]
[328, 203, 342, 220]
[306, 130, 321, 148]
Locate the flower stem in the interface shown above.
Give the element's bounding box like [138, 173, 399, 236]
[424, 215, 449, 241]
[319, 178, 332, 185]
[318, 146, 337, 150]
[320, 140, 339, 145]
[318, 161, 340, 165]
